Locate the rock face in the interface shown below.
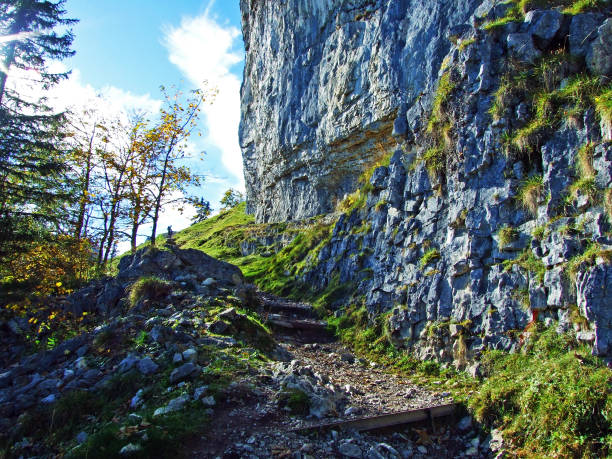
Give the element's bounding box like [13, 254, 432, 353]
[241, 1, 612, 362]
[240, 0, 483, 222]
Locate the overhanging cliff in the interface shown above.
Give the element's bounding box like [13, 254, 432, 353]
[239, 0, 483, 222]
[239, 0, 612, 363]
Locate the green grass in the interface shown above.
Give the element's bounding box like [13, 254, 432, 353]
[419, 144, 446, 179]
[128, 276, 171, 308]
[532, 225, 547, 240]
[427, 72, 456, 134]
[503, 247, 547, 284]
[577, 142, 596, 179]
[457, 37, 476, 51]
[470, 325, 611, 458]
[484, 0, 610, 31]
[595, 88, 612, 130]
[498, 225, 519, 247]
[566, 242, 612, 281]
[517, 174, 544, 215]
[568, 177, 600, 205]
[419, 248, 441, 269]
[331, 301, 612, 457]
[491, 50, 608, 160]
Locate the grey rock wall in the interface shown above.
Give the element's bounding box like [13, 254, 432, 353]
[240, 0, 612, 363]
[299, 9, 612, 363]
[240, 0, 482, 222]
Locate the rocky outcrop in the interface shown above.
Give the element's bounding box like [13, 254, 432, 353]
[240, 0, 483, 222]
[64, 245, 245, 317]
[283, 6, 612, 362]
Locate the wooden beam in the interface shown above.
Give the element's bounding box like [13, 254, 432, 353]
[290, 403, 456, 433]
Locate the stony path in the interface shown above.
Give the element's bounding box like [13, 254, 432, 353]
[186, 293, 491, 458]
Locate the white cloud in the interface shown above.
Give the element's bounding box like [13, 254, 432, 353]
[162, 11, 245, 188]
[6, 61, 162, 119]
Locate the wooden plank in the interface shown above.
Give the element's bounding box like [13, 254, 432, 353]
[290, 403, 455, 433]
[268, 316, 328, 331]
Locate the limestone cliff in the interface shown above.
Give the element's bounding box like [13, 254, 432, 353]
[240, 1, 612, 363]
[240, 0, 482, 222]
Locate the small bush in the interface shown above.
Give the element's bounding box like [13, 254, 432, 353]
[517, 175, 544, 215]
[128, 276, 171, 307]
[419, 360, 441, 376]
[280, 389, 310, 415]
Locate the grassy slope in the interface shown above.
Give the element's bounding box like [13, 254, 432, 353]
[171, 203, 336, 304]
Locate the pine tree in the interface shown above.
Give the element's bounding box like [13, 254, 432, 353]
[0, 0, 77, 257]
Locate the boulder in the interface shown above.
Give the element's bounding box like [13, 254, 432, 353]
[524, 10, 564, 48]
[570, 13, 604, 58]
[117, 246, 244, 287]
[587, 18, 612, 77]
[507, 33, 541, 64]
[169, 363, 199, 384]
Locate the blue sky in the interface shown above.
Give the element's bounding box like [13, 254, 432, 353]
[64, 1, 242, 95]
[59, 0, 245, 240]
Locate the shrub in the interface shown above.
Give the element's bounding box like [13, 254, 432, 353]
[128, 276, 171, 307]
[518, 175, 544, 215]
[280, 389, 310, 415]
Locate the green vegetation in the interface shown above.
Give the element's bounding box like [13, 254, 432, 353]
[457, 37, 476, 52]
[280, 389, 311, 415]
[532, 224, 547, 240]
[416, 71, 457, 181]
[484, 0, 610, 30]
[470, 325, 611, 458]
[171, 202, 257, 262]
[503, 247, 547, 284]
[577, 142, 597, 179]
[427, 72, 456, 135]
[419, 248, 441, 269]
[498, 225, 519, 247]
[490, 47, 610, 161]
[327, 301, 611, 458]
[566, 242, 612, 281]
[128, 276, 171, 308]
[517, 174, 544, 215]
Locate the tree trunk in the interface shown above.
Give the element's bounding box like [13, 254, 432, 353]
[75, 127, 96, 240]
[150, 153, 170, 246]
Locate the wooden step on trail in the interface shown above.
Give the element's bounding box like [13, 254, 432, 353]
[290, 403, 456, 433]
[267, 314, 329, 332]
